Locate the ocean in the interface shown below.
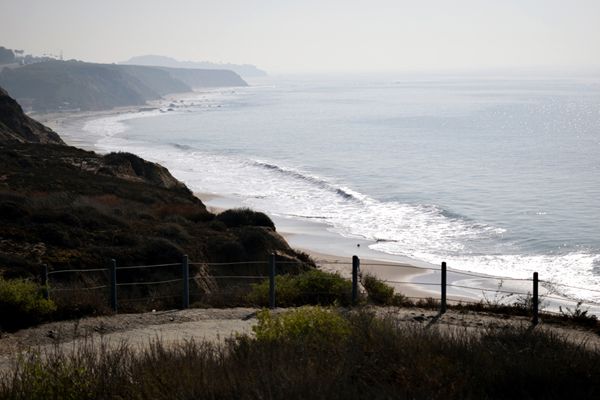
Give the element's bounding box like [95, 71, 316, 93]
[69, 74, 600, 303]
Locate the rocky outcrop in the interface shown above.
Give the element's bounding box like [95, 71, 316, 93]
[100, 152, 188, 190]
[0, 86, 64, 144]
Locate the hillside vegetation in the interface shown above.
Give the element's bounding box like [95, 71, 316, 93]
[1, 307, 599, 400]
[0, 142, 311, 278]
[0, 88, 312, 327]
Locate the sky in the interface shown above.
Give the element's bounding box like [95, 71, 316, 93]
[1, 0, 599, 74]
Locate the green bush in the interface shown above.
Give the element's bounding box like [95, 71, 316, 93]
[253, 306, 351, 343]
[216, 208, 275, 230]
[247, 269, 353, 306]
[362, 274, 395, 305]
[0, 277, 56, 331]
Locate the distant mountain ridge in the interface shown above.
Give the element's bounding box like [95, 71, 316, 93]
[0, 60, 247, 112]
[122, 55, 267, 78]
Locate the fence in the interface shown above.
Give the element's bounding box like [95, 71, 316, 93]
[44, 255, 600, 325]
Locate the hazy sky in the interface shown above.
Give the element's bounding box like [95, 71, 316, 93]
[1, 0, 599, 73]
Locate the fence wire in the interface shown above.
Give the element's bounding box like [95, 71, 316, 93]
[116, 263, 180, 270]
[116, 278, 182, 287]
[49, 285, 108, 292]
[48, 267, 107, 275]
[45, 257, 599, 316]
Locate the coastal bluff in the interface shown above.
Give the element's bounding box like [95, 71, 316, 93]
[0, 86, 63, 144]
[0, 60, 247, 112]
[0, 88, 311, 280]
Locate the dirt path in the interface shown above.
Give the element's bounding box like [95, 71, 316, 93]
[1, 307, 598, 372]
[0, 308, 259, 372]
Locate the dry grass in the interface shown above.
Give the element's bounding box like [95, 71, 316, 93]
[1, 308, 599, 399]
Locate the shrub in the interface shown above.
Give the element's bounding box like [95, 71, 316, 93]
[559, 301, 599, 328]
[0, 277, 56, 331]
[362, 274, 395, 305]
[3, 311, 600, 399]
[253, 306, 351, 343]
[216, 208, 275, 230]
[247, 269, 354, 307]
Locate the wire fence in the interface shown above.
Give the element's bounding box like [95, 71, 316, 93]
[43, 254, 600, 322]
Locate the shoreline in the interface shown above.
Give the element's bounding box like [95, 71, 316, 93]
[37, 97, 600, 314]
[195, 192, 600, 313]
[196, 191, 470, 301]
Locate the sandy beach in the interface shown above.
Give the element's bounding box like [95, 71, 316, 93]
[194, 191, 600, 313]
[196, 191, 449, 300]
[35, 105, 600, 314]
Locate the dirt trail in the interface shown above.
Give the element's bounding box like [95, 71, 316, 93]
[1, 307, 598, 372]
[0, 308, 258, 371]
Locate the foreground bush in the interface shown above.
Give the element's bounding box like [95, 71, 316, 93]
[0, 277, 56, 331]
[2, 308, 600, 399]
[247, 269, 354, 306]
[253, 306, 351, 343]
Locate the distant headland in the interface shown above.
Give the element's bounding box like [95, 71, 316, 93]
[121, 54, 267, 78]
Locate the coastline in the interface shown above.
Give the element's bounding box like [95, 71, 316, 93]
[196, 191, 459, 301]
[38, 98, 600, 314]
[194, 192, 600, 313]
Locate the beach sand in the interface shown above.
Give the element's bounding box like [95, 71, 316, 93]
[195, 192, 436, 299]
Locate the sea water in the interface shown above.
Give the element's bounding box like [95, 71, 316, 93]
[76, 75, 600, 302]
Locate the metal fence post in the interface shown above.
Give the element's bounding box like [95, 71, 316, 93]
[352, 255, 360, 305]
[110, 259, 118, 312]
[182, 254, 189, 309]
[42, 264, 49, 300]
[269, 254, 276, 308]
[441, 261, 447, 314]
[532, 272, 539, 325]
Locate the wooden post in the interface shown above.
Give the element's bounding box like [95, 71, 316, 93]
[182, 255, 190, 309]
[352, 255, 360, 305]
[441, 261, 447, 314]
[269, 254, 276, 309]
[43, 264, 49, 300]
[532, 272, 539, 325]
[110, 259, 117, 312]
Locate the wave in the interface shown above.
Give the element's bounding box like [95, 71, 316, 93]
[86, 126, 600, 303]
[253, 161, 360, 201]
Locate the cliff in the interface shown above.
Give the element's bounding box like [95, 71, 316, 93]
[0, 91, 311, 280]
[0, 86, 63, 144]
[0, 60, 247, 112]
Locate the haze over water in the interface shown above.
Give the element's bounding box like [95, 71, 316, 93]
[80, 75, 600, 302]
